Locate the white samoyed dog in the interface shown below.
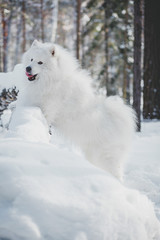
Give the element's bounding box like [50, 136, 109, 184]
[19, 40, 136, 180]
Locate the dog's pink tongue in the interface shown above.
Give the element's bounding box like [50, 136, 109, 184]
[26, 72, 33, 77]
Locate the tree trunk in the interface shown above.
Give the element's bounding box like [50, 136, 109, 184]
[1, 4, 13, 72]
[21, 0, 26, 52]
[14, 12, 22, 66]
[104, 0, 109, 96]
[51, 0, 59, 42]
[1, 7, 7, 72]
[133, 0, 142, 131]
[76, 0, 81, 60]
[123, 0, 130, 103]
[5, 9, 13, 67]
[143, 0, 160, 119]
[0, 46, 2, 72]
[40, 0, 45, 42]
[104, 0, 116, 96]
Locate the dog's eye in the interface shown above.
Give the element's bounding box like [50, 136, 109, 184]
[38, 61, 43, 65]
[31, 59, 33, 61]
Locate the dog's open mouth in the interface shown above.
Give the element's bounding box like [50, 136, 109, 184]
[26, 72, 38, 81]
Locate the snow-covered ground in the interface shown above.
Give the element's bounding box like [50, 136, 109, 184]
[0, 66, 160, 239]
[0, 108, 160, 240]
[124, 121, 160, 220]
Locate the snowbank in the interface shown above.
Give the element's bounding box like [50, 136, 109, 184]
[125, 121, 160, 220]
[0, 107, 160, 240]
[8, 107, 50, 143]
[0, 64, 24, 92]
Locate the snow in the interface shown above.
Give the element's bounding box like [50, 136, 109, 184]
[124, 121, 160, 220]
[0, 66, 160, 239]
[0, 64, 24, 92]
[8, 107, 51, 143]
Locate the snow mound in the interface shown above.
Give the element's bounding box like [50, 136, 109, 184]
[0, 107, 160, 240]
[8, 107, 50, 143]
[0, 64, 24, 92]
[125, 121, 160, 220]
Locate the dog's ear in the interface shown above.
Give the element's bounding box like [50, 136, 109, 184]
[31, 39, 40, 47]
[49, 45, 55, 56]
[51, 49, 55, 56]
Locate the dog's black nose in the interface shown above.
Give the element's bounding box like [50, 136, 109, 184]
[26, 66, 32, 73]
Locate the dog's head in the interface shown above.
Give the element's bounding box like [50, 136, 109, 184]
[23, 40, 56, 82]
[23, 40, 79, 86]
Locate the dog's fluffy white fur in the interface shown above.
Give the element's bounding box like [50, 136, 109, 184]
[19, 40, 136, 180]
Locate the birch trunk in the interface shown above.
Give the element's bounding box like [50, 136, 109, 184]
[51, 0, 59, 42]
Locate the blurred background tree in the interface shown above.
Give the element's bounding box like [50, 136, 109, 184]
[133, 0, 142, 131]
[143, 0, 160, 120]
[0, 0, 160, 130]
